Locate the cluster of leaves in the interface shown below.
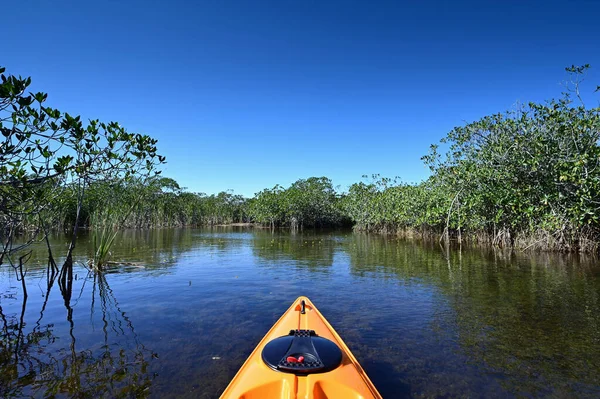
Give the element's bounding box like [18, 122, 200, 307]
[341, 175, 449, 232]
[34, 176, 348, 230]
[9, 175, 352, 232]
[0, 65, 165, 266]
[248, 177, 348, 228]
[19, 177, 251, 231]
[84, 177, 250, 228]
[343, 66, 600, 251]
[0, 67, 163, 185]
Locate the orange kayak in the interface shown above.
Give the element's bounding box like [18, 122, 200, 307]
[220, 296, 382, 399]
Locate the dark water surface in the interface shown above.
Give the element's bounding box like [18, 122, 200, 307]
[1, 228, 600, 398]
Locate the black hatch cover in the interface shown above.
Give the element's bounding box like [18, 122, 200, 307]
[261, 329, 343, 375]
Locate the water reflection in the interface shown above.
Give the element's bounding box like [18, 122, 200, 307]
[251, 229, 339, 269]
[1, 228, 600, 398]
[0, 267, 156, 398]
[344, 234, 600, 396]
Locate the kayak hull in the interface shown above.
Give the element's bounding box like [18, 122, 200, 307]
[220, 296, 382, 399]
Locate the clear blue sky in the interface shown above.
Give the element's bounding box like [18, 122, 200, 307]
[2, 0, 599, 196]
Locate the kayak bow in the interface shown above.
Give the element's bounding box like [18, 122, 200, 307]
[220, 296, 382, 399]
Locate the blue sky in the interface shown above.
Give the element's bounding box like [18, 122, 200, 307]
[2, 0, 599, 196]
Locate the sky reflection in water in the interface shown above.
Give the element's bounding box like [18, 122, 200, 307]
[1, 228, 599, 398]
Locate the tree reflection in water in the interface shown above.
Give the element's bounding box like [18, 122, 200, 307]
[0, 269, 156, 398]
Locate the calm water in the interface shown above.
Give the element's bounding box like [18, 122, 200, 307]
[1, 228, 600, 398]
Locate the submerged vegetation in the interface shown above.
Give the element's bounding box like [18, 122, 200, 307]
[1, 65, 599, 258]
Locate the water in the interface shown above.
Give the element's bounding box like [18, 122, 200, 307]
[1, 228, 600, 398]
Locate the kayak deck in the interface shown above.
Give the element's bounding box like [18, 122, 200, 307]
[220, 296, 382, 399]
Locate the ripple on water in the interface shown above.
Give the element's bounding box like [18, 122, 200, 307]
[1, 228, 600, 398]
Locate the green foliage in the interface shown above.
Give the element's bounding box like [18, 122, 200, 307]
[249, 185, 285, 227]
[0, 65, 165, 264]
[249, 177, 348, 228]
[342, 176, 450, 232]
[426, 67, 599, 244]
[92, 223, 118, 268]
[2, 64, 599, 254]
[81, 178, 250, 229]
[343, 65, 600, 251]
